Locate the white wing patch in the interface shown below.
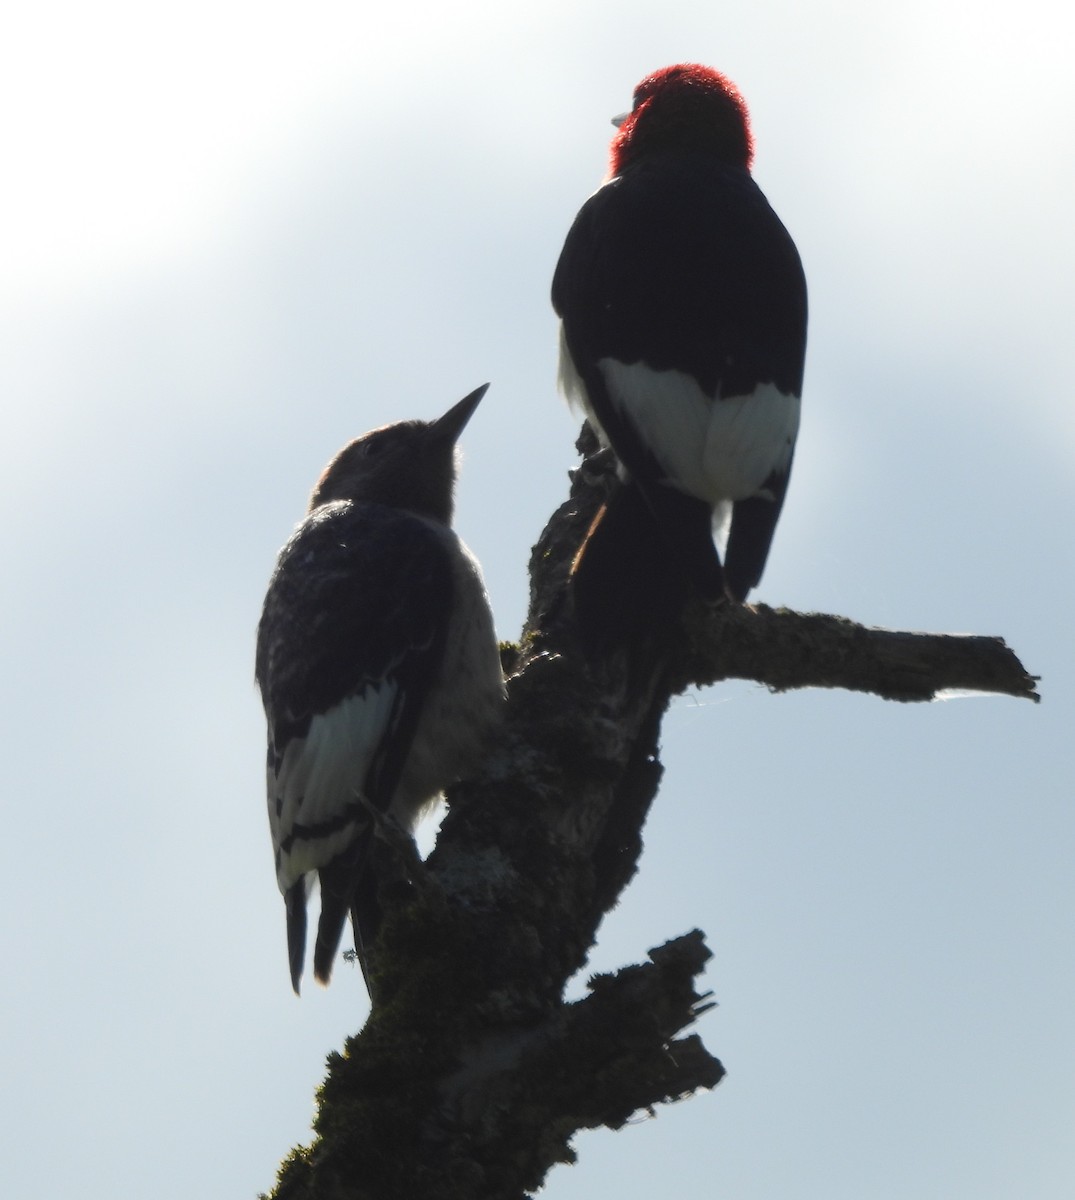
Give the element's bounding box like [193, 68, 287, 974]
[597, 359, 800, 505]
[557, 325, 600, 430]
[269, 683, 398, 892]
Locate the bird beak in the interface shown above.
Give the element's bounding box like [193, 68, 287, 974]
[611, 111, 628, 128]
[430, 383, 490, 444]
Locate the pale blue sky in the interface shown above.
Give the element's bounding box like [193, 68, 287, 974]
[2, 2, 1072, 1197]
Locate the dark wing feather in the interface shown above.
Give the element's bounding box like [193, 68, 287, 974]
[256, 500, 453, 988]
[257, 502, 451, 780]
[554, 153, 807, 606]
[553, 154, 806, 407]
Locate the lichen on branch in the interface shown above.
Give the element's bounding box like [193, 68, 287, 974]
[264, 432, 1038, 1200]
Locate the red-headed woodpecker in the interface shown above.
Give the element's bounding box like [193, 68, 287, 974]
[256, 386, 504, 994]
[553, 64, 807, 643]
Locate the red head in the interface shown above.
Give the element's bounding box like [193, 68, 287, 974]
[610, 64, 754, 176]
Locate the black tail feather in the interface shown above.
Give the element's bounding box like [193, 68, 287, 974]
[724, 472, 790, 602]
[285, 882, 308, 995]
[348, 867, 384, 997]
[313, 854, 360, 986]
[288, 824, 404, 997]
[571, 479, 723, 654]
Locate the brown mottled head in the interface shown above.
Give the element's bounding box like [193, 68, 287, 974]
[308, 384, 489, 525]
[610, 64, 753, 176]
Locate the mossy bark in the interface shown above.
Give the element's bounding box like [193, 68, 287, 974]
[265, 432, 1037, 1200]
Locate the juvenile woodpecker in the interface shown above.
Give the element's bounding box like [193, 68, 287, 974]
[255, 385, 504, 993]
[552, 63, 807, 643]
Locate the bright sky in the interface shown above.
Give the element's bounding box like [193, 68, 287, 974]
[2, 2, 1072, 1197]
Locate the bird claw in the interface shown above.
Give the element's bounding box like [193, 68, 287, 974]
[356, 793, 435, 897]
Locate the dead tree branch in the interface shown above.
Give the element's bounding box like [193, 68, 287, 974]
[265, 437, 1038, 1200]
